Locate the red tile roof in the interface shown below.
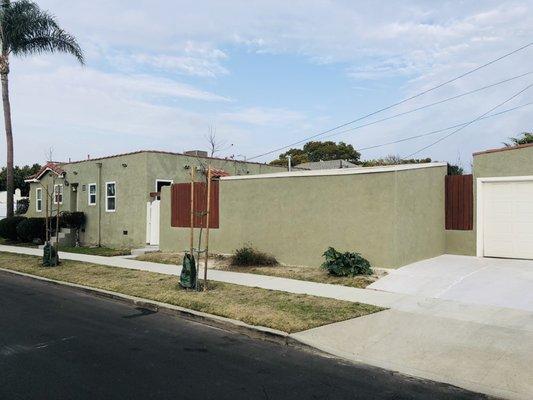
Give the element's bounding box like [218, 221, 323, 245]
[26, 162, 66, 181]
[211, 168, 230, 178]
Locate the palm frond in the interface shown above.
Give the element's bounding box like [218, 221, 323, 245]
[2, 0, 84, 64]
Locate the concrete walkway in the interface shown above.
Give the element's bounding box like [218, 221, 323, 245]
[2, 245, 533, 399]
[0, 245, 403, 308]
[369, 254, 533, 312]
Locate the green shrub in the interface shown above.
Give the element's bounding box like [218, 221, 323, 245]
[15, 198, 29, 215]
[60, 211, 86, 229]
[321, 247, 373, 276]
[231, 245, 278, 267]
[16, 218, 46, 242]
[0, 216, 26, 241]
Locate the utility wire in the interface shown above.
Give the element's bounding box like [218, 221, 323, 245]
[248, 42, 533, 160]
[358, 102, 533, 151]
[319, 71, 532, 141]
[404, 83, 533, 158]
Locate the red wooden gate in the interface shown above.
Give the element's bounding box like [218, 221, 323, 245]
[445, 174, 473, 230]
[170, 181, 219, 228]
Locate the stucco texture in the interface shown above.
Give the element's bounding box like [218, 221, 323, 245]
[25, 151, 283, 249]
[445, 145, 533, 256]
[160, 164, 447, 269]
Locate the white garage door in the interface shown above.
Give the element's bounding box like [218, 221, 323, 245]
[482, 180, 533, 259]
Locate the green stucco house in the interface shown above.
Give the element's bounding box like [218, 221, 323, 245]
[24, 150, 283, 249]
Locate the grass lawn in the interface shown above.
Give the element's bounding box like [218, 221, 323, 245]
[59, 246, 131, 257]
[0, 252, 383, 333]
[136, 252, 384, 289]
[136, 252, 183, 264]
[0, 237, 38, 248]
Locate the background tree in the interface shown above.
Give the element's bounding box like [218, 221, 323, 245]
[269, 141, 360, 167]
[447, 164, 464, 175]
[504, 132, 533, 147]
[0, 163, 41, 195]
[0, 0, 84, 217]
[361, 154, 432, 167]
[269, 148, 308, 167]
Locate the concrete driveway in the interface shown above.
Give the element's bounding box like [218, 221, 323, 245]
[368, 254, 533, 312]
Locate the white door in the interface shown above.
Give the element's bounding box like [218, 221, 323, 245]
[482, 180, 533, 259]
[148, 200, 160, 245]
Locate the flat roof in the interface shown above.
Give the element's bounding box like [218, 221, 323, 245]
[473, 142, 533, 156]
[221, 162, 447, 181]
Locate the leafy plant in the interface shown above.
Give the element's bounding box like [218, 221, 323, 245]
[321, 247, 373, 276]
[0, 216, 26, 241]
[231, 245, 278, 267]
[60, 211, 86, 229]
[16, 217, 46, 242]
[60, 211, 85, 246]
[15, 198, 29, 215]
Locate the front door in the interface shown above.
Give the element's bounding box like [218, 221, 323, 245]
[148, 200, 160, 245]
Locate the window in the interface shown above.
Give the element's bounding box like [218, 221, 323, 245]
[36, 188, 43, 212]
[155, 179, 173, 200]
[105, 182, 116, 212]
[53, 184, 63, 204]
[88, 183, 97, 205]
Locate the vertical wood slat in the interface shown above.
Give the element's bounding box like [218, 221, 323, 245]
[445, 174, 473, 230]
[171, 181, 219, 228]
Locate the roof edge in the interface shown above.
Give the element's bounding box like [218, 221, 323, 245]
[64, 150, 282, 168]
[473, 142, 533, 156]
[221, 162, 447, 181]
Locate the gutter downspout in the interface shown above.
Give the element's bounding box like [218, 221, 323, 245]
[96, 162, 102, 247]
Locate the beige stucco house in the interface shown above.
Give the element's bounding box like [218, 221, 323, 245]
[24, 150, 283, 248]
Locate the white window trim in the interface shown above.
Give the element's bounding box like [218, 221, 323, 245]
[53, 184, 63, 205]
[105, 181, 116, 212]
[36, 188, 43, 212]
[155, 179, 173, 192]
[88, 183, 97, 206]
[476, 175, 533, 257]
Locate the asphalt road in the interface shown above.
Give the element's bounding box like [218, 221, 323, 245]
[0, 271, 489, 400]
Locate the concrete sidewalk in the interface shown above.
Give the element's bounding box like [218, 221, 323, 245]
[0, 245, 403, 308]
[293, 309, 533, 400]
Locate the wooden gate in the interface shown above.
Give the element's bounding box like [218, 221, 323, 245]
[170, 181, 219, 228]
[445, 174, 473, 230]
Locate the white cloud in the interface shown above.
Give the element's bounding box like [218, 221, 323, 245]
[220, 107, 306, 126]
[108, 42, 229, 78]
[1, 0, 532, 166]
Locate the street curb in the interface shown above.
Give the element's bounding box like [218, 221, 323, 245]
[0, 267, 314, 350]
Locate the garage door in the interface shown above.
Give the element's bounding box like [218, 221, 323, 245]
[482, 180, 533, 259]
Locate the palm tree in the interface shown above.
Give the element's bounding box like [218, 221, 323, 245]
[504, 132, 533, 147]
[0, 0, 83, 217]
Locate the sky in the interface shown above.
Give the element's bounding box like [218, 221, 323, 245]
[3, 0, 532, 170]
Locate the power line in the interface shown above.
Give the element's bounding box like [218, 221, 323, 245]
[358, 102, 533, 151]
[319, 71, 532, 141]
[248, 42, 533, 160]
[404, 83, 533, 158]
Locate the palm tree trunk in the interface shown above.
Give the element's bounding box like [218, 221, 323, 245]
[1, 57, 14, 218]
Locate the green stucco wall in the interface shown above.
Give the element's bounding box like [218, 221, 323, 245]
[160, 164, 447, 268]
[26, 153, 149, 248]
[445, 145, 533, 256]
[25, 152, 283, 249]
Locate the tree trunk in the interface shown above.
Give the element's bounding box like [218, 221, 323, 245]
[1, 59, 14, 217]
